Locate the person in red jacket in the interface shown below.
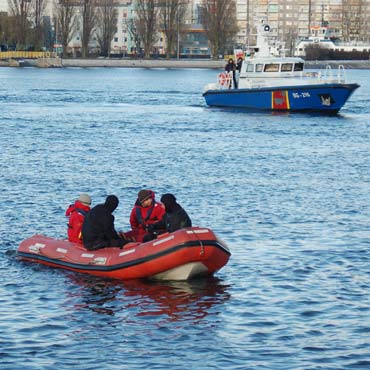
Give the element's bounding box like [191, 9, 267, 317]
[129, 189, 165, 242]
[65, 193, 91, 244]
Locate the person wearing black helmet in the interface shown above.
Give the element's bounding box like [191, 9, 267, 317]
[82, 195, 128, 250]
[144, 194, 192, 241]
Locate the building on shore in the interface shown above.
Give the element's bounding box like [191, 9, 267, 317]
[65, 0, 211, 58]
[1, 0, 370, 58]
[234, 0, 370, 56]
[54, 0, 370, 58]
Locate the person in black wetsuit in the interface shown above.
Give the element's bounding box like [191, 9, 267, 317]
[144, 193, 192, 242]
[236, 57, 243, 73]
[225, 58, 238, 89]
[82, 195, 129, 250]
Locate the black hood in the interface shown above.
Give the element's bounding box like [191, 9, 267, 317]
[104, 195, 119, 212]
[160, 193, 179, 213]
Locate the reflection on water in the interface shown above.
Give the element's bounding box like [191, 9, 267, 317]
[66, 274, 231, 322]
[2, 68, 370, 368]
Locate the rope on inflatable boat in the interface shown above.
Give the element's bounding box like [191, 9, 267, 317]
[188, 229, 205, 256]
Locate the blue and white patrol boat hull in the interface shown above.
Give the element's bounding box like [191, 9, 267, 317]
[204, 20, 359, 114]
[203, 82, 359, 113]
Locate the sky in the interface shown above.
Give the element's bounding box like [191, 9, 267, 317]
[1, 0, 53, 15]
[0, 0, 7, 12]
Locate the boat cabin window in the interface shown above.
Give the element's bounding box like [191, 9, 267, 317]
[281, 63, 293, 72]
[246, 63, 254, 72]
[264, 63, 279, 72]
[294, 62, 304, 71]
[256, 64, 263, 72]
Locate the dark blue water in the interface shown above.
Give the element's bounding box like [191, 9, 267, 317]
[1, 66, 370, 369]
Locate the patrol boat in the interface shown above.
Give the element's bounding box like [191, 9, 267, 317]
[203, 21, 359, 113]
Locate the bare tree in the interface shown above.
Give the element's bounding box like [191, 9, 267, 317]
[96, 0, 117, 57]
[126, 17, 141, 55]
[7, 0, 32, 48]
[158, 0, 188, 58]
[0, 12, 15, 50]
[0, 12, 16, 49]
[54, 0, 76, 57]
[200, 0, 238, 59]
[42, 14, 54, 50]
[80, 0, 98, 58]
[135, 0, 158, 58]
[284, 27, 298, 57]
[31, 0, 47, 50]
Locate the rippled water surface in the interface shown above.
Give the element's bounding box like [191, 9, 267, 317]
[1, 66, 370, 369]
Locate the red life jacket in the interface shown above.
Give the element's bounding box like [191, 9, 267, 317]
[65, 200, 91, 244]
[129, 201, 165, 242]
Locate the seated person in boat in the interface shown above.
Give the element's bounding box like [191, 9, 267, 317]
[145, 193, 192, 241]
[81, 195, 129, 250]
[225, 58, 238, 89]
[65, 193, 91, 244]
[128, 189, 165, 242]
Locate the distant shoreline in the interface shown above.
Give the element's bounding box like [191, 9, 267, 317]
[62, 58, 226, 69]
[1, 58, 370, 69]
[48, 58, 370, 70]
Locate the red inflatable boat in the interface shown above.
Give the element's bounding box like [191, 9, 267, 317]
[17, 227, 231, 281]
